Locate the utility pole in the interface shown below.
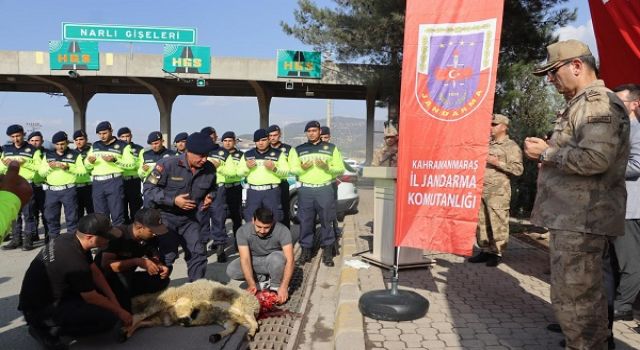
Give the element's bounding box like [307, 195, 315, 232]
[25, 122, 42, 134]
[326, 99, 334, 128]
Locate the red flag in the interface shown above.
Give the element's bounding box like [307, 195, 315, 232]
[589, 0, 640, 87]
[395, 0, 504, 256]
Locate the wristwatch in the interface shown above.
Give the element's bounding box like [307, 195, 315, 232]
[539, 148, 549, 162]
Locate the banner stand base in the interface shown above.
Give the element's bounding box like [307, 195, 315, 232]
[361, 253, 434, 270]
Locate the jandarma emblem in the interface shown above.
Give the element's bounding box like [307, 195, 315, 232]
[416, 19, 496, 122]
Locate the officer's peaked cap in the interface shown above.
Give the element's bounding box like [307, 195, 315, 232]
[533, 39, 592, 76]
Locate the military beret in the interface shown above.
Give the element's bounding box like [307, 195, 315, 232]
[52, 131, 69, 144]
[27, 131, 43, 141]
[253, 129, 268, 142]
[96, 121, 112, 133]
[186, 132, 215, 156]
[200, 126, 216, 136]
[117, 127, 131, 137]
[266, 124, 281, 133]
[533, 39, 593, 76]
[73, 129, 87, 140]
[221, 131, 236, 141]
[173, 132, 188, 143]
[304, 120, 321, 131]
[492, 114, 510, 126]
[147, 131, 163, 144]
[6, 124, 24, 136]
[320, 126, 331, 136]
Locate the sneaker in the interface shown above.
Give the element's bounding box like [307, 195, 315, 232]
[467, 252, 490, 263]
[258, 279, 271, 291]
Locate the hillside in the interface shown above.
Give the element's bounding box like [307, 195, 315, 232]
[237, 117, 386, 161]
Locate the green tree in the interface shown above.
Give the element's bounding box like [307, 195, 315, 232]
[283, 0, 576, 214]
[282, 0, 576, 116]
[495, 62, 564, 216]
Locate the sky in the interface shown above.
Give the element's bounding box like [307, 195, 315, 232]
[0, 0, 593, 143]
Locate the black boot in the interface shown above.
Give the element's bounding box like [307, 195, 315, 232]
[3, 230, 22, 250]
[322, 246, 334, 267]
[468, 252, 490, 263]
[216, 244, 227, 263]
[297, 248, 312, 265]
[22, 232, 34, 251]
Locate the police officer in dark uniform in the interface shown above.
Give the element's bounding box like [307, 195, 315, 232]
[28, 131, 48, 243]
[267, 125, 293, 228]
[201, 134, 235, 262]
[138, 131, 173, 207]
[85, 121, 136, 226]
[201, 126, 218, 144]
[238, 129, 289, 223]
[39, 131, 86, 240]
[220, 131, 244, 235]
[143, 132, 217, 282]
[289, 121, 345, 267]
[2, 124, 41, 250]
[173, 132, 188, 156]
[118, 127, 144, 224]
[74, 130, 94, 216]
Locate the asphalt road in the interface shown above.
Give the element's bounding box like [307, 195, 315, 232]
[0, 226, 300, 349]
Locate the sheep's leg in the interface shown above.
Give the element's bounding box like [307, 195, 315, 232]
[228, 306, 259, 337]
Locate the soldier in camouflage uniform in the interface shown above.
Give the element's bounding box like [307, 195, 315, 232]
[468, 114, 523, 267]
[525, 40, 629, 350]
[372, 124, 398, 167]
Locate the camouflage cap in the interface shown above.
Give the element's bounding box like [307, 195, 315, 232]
[492, 114, 510, 126]
[384, 123, 398, 137]
[532, 39, 592, 76]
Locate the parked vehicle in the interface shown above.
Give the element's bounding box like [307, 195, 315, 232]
[289, 161, 360, 223]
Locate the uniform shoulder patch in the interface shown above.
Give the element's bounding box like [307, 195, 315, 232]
[588, 116, 612, 124]
[155, 164, 164, 172]
[584, 89, 603, 101]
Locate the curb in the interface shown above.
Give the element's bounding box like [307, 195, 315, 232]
[333, 216, 366, 350]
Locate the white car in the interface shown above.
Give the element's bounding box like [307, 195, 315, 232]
[289, 161, 360, 223]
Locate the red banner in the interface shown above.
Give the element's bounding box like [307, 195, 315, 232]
[589, 0, 640, 88]
[395, 0, 504, 256]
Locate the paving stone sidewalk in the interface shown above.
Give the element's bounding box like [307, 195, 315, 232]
[347, 187, 640, 350]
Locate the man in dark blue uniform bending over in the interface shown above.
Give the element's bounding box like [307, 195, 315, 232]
[143, 132, 217, 282]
